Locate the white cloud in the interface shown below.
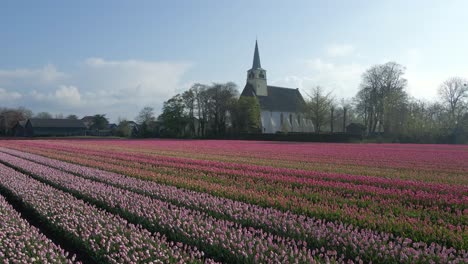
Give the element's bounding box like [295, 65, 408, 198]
[271, 58, 367, 100]
[327, 44, 355, 57]
[0, 64, 67, 84]
[0, 88, 22, 101]
[0, 59, 191, 121]
[31, 85, 82, 107]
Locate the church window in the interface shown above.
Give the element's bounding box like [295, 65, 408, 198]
[289, 114, 293, 126]
[249, 72, 254, 78]
[259, 71, 265, 78]
[280, 113, 284, 125]
[297, 114, 301, 125]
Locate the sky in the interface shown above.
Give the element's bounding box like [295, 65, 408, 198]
[0, 0, 467, 122]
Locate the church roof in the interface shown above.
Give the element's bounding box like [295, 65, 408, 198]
[240, 83, 256, 97]
[252, 40, 262, 69]
[241, 84, 306, 112]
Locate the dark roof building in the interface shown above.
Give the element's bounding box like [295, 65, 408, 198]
[13, 121, 27, 137]
[25, 118, 86, 137]
[346, 123, 366, 136]
[241, 84, 306, 112]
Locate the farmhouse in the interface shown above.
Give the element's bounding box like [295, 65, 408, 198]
[240, 41, 314, 133]
[21, 118, 86, 137]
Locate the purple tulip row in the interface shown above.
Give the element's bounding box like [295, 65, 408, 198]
[0, 151, 337, 264]
[0, 163, 214, 264]
[1, 149, 467, 263]
[0, 194, 76, 263]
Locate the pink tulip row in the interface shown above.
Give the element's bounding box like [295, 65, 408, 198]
[0, 194, 76, 263]
[3, 145, 464, 249]
[11, 140, 468, 178]
[18, 146, 464, 225]
[0, 163, 213, 264]
[74, 140, 468, 173]
[0, 152, 337, 264]
[1, 150, 467, 263]
[10, 143, 466, 204]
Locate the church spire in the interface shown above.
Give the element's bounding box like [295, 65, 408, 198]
[252, 40, 262, 69]
[247, 40, 267, 96]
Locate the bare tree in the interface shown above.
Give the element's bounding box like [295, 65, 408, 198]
[136, 106, 157, 137]
[136, 106, 156, 125]
[438, 77, 468, 126]
[35, 112, 53, 119]
[355, 62, 408, 135]
[191, 83, 209, 137]
[0, 107, 32, 135]
[182, 88, 196, 136]
[306, 86, 333, 133]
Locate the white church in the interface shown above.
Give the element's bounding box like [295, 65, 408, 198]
[240, 41, 314, 133]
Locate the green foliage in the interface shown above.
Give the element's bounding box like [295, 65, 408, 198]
[233, 96, 261, 133]
[159, 94, 188, 137]
[90, 114, 109, 130]
[116, 120, 132, 138]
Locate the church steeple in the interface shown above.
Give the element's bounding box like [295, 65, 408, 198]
[252, 40, 262, 69]
[247, 40, 268, 96]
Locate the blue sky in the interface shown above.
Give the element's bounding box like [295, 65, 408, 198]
[1, 0, 467, 122]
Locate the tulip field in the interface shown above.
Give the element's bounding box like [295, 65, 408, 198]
[0, 140, 466, 263]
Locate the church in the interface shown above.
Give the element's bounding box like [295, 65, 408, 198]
[240, 41, 314, 133]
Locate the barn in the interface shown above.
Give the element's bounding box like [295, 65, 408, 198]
[24, 119, 86, 137]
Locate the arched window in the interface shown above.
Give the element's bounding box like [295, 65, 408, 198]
[289, 114, 293, 126]
[259, 71, 265, 78]
[249, 72, 254, 79]
[280, 113, 284, 125]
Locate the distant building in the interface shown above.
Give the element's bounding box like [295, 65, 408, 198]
[81, 116, 95, 129]
[23, 118, 86, 137]
[240, 41, 314, 133]
[13, 121, 27, 137]
[346, 123, 366, 136]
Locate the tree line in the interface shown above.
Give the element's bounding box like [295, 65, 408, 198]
[2, 61, 467, 143]
[308, 62, 468, 143]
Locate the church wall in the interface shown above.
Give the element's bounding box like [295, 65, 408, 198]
[261, 111, 314, 133]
